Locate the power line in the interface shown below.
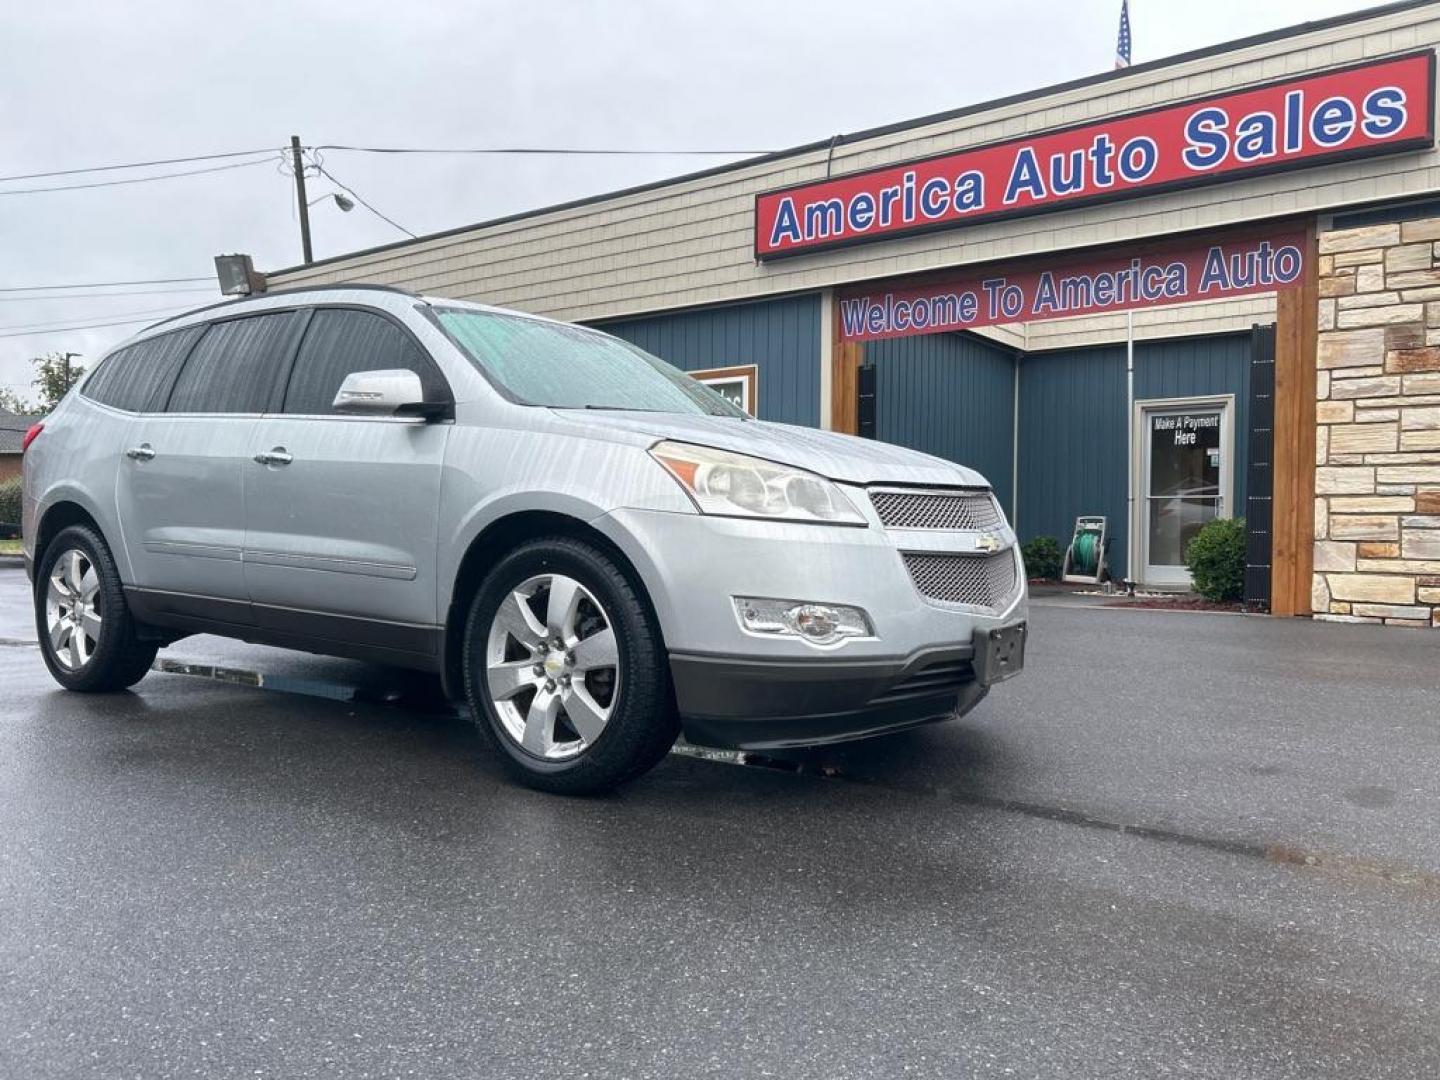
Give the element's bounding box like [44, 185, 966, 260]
[0, 276, 212, 293]
[0, 286, 216, 304]
[0, 147, 284, 184]
[313, 161, 416, 238]
[0, 303, 198, 334]
[0, 308, 197, 341]
[0, 156, 276, 196]
[0, 142, 769, 189]
[317, 144, 770, 157]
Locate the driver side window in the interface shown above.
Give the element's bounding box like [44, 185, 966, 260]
[282, 309, 440, 415]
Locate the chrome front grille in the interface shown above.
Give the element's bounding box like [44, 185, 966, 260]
[902, 550, 1019, 611]
[870, 488, 1002, 531]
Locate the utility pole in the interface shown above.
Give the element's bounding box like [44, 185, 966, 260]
[61, 352, 79, 393]
[290, 135, 313, 265]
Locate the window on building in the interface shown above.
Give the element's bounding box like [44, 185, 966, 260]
[689, 365, 758, 416]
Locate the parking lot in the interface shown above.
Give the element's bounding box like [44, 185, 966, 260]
[2, 563, 1439, 1079]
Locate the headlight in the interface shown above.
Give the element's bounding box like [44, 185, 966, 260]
[650, 441, 866, 525]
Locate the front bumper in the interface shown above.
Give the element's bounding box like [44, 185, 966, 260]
[593, 504, 1028, 748]
[672, 640, 999, 750]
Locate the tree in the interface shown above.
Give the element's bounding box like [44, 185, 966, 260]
[0, 385, 32, 415]
[29, 352, 84, 413]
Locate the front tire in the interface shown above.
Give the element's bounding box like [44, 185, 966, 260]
[462, 536, 678, 794]
[35, 524, 158, 692]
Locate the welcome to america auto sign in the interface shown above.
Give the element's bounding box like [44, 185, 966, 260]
[836, 230, 1306, 342]
[754, 52, 1434, 260]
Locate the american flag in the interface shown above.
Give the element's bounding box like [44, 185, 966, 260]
[1115, 0, 1132, 69]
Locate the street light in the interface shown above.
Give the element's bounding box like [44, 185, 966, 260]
[308, 192, 355, 213]
[289, 134, 355, 264]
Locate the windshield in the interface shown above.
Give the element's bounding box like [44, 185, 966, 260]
[435, 307, 746, 417]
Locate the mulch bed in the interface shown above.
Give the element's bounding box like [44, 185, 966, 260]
[1102, 595, 1248, 612]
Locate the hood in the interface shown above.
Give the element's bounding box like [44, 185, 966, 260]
[547, 410, 989, 488]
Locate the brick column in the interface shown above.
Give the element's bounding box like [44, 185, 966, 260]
[1313, 219, 1440, 628]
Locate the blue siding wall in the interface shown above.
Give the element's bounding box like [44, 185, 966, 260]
[1016, 333, 1252, 578]
[869, 332, 1017, 512]
[597, 294, 821, 427]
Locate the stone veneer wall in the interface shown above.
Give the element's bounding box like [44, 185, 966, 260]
[1313, 219, 1440, 628]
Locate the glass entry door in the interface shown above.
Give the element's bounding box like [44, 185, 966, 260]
[1142, 403, 1229, 586]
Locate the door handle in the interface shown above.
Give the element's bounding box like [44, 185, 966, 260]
[253, 448, 293, 467]
[125, 444, 155, 461]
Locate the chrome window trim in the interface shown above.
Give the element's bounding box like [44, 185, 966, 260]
[256, 412, 435, 425]
[85, 405, 441, 424]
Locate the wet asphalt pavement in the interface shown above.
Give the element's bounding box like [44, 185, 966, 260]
[2, 564, 1440, 1078]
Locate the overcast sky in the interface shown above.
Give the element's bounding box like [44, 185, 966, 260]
[0, 0, 1386, 404]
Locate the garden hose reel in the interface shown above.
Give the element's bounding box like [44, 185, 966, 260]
[1063, 516, 1110, 585]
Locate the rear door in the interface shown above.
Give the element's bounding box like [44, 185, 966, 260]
[78, 327, 201, 582]
[242, 307, 451, 641]
[116, 312, 302, 608]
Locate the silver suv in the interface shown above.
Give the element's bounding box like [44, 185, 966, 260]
[21, 286, 1027, 793]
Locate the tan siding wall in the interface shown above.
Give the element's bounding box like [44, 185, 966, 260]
[971, 324, 1027, 351]
[1023, 295, 1279, 352]
[269, 6, 1440, 334]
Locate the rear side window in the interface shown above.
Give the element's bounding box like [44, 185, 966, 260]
[166, 313, 300, 414]
[282, 308, 442, 415]
[82, 327, 203, 412]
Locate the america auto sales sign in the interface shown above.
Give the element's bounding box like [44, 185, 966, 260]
[754, 52, 1434, 260]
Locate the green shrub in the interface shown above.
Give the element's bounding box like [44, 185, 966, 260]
[1021, 535, 1063, 580]
[1186, 517, 1247, 601]
[0, 476, 20, 528]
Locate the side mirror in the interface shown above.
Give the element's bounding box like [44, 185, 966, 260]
[332, 369, 446, 419]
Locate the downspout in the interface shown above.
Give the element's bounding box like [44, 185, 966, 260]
[1125, 309, 1135, 587]
[1011, 350, 1020, 528]
[819, 290, 834, 430]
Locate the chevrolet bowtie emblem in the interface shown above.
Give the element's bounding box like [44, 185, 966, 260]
[974, 534, 1003, 554]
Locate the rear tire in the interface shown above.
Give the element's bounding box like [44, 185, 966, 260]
[34, 524, 158, 693]
[462, 536, 678, 794]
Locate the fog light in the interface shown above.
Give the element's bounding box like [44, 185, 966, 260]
[733, 597, 872, 646]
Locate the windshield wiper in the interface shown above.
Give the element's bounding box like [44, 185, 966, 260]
[553, 404, 745, 417]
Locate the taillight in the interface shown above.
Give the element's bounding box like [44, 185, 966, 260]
[21, 422, 43, 453]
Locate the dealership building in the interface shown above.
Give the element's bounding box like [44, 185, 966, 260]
[264, 0, 1440, 627]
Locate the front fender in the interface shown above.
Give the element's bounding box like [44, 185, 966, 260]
[435, 426, 692, 611]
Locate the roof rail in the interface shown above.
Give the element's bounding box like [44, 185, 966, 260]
[140, 281, 420, 332]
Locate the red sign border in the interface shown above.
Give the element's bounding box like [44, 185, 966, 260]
[753, 49, 1436, 261]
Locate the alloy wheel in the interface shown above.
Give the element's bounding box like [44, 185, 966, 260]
[45, 548, 102, 671]
[485, 573, 621, 760]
